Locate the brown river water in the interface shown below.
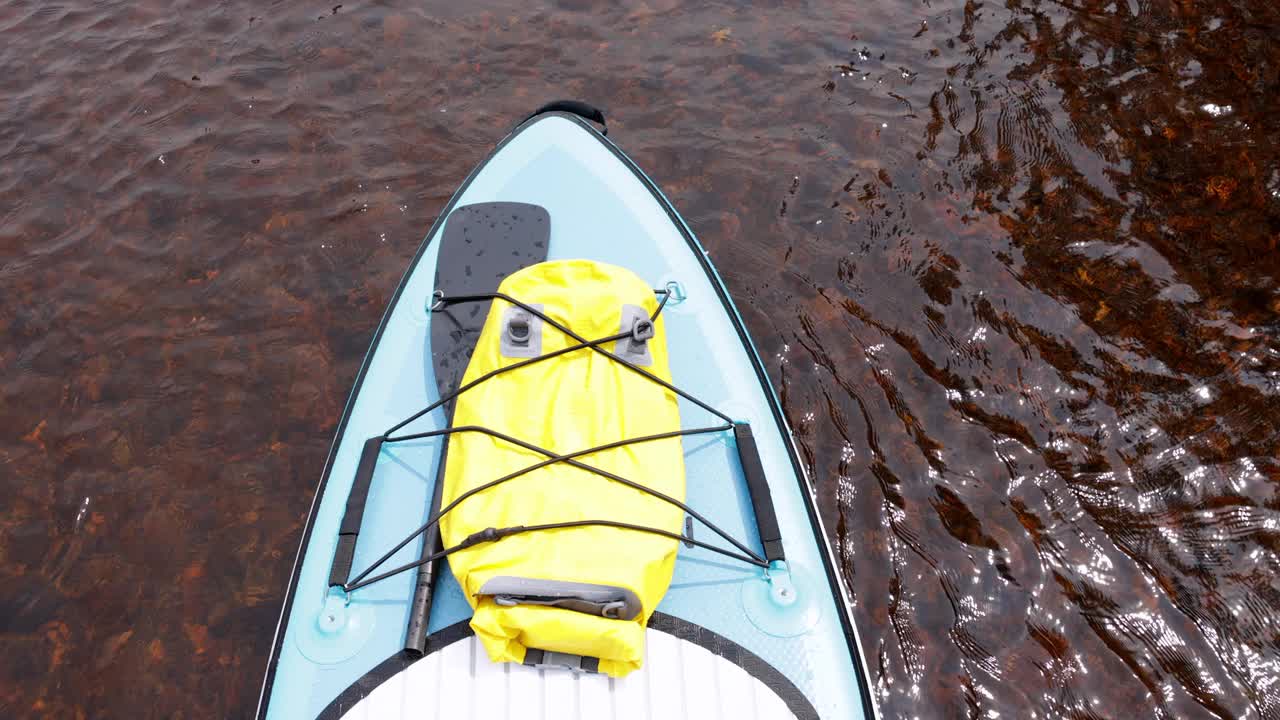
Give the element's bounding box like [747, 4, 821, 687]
[3, 0, 1279, 717]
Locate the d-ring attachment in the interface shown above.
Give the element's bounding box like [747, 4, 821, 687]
[430, 290, 446, 312]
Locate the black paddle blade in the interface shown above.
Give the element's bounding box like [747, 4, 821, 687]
[430, 202, 551, 408]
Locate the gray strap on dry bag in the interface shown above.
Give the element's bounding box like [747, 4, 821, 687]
[476, 576, 643, 620]
[523, 648, 601, 673]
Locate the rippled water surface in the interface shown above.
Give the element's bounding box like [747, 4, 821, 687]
[4, 0, 1280, 717]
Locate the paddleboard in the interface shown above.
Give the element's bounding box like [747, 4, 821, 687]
[257, 102, 879, 720]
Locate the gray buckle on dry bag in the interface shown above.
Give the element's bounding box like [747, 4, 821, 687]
[523, 648, 601, 673]
[476, 576, 642, 620]
[631, 316, 655, 342]
[500, 304, 543, 358]
[613, 304, 653, 366]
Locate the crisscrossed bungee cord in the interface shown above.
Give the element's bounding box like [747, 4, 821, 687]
[339, 287, 769, 595]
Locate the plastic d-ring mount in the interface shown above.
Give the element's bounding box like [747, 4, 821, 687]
[664, 280, 688, 305]
[741, 560, 822, 638]
[296, 587, 377, 665]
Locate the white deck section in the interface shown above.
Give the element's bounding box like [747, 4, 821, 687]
[338, 629, 799, 720]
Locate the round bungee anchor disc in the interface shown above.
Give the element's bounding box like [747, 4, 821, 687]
[741, 560, 823, 638]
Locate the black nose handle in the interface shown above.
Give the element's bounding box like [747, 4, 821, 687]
[522, 100, 607, 135]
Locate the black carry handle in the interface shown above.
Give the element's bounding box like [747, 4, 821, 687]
[328, 436, 384, 587]
[734, 423, 786, 563]
[522, 100, 607, 135]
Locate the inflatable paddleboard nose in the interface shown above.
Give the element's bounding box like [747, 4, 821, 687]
[259, 106, 876, 719]
[742, 560, 822, 638]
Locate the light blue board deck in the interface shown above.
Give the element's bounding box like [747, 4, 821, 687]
[258, 112, 876, 720]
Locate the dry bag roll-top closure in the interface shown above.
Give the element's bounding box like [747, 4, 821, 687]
[439, 259, 685, 677]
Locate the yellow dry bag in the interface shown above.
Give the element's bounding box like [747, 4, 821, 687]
[440, 259, 684, 677]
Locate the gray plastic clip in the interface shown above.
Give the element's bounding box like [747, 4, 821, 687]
[613, 304, 654, 366]
[631, 317, 655, 342]
[499, 304, 543, 358]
